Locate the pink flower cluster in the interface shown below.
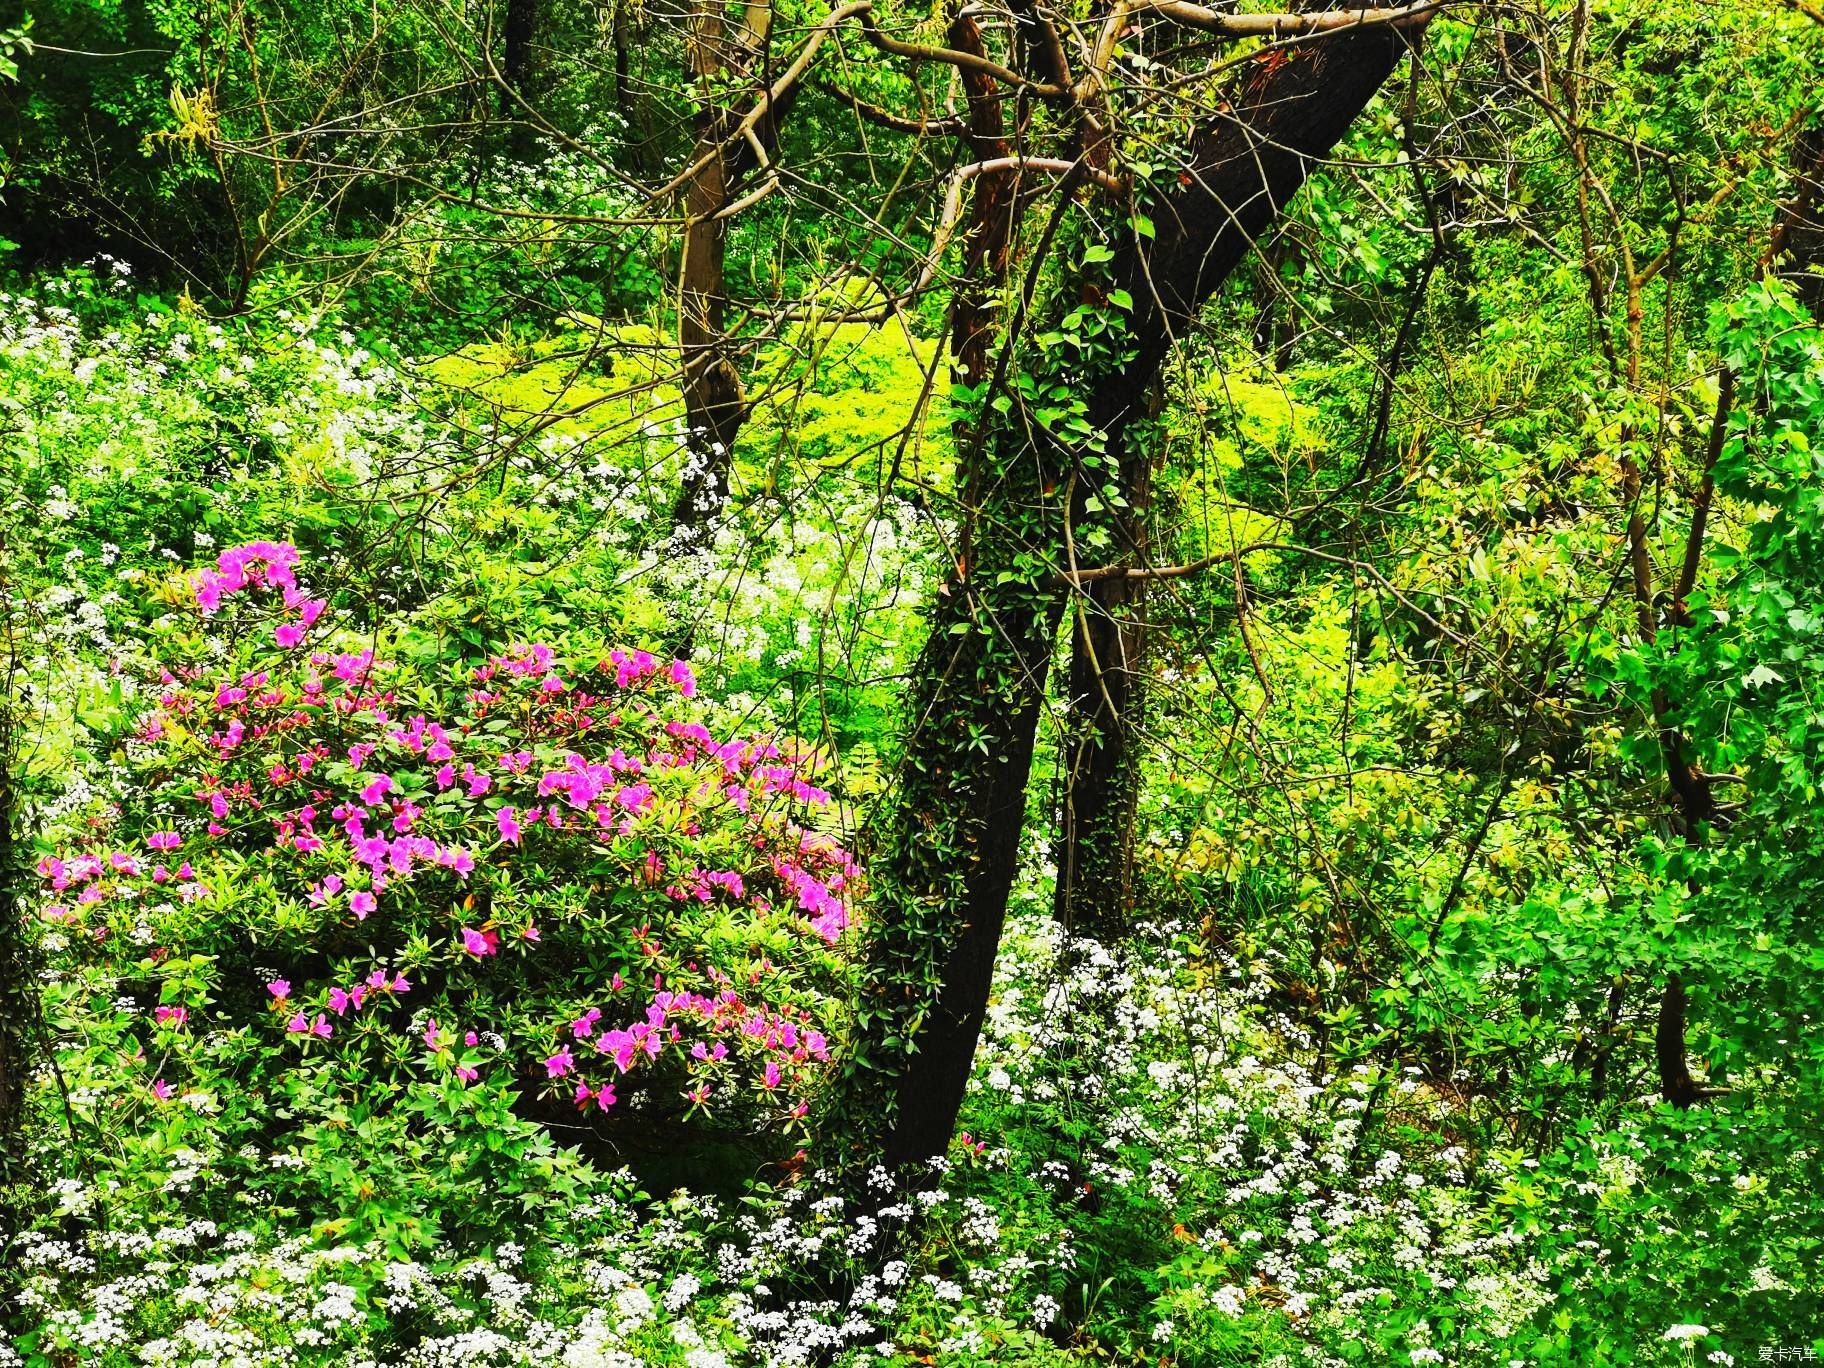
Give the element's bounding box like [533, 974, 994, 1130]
[37, 851, 204, 925]
[552, 981, 832, 1112]
[273, 967, 408, 1040]
[192, 541, 328, 651]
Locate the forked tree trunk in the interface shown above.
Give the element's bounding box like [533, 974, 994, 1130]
[866, 12, 1424, 1171]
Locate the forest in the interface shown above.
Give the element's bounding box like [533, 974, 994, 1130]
[0, 0, 1820, 1361]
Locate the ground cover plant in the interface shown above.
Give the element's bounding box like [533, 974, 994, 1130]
[3, 0, 1824, 1364]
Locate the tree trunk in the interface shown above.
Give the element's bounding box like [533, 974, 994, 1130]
[671, 2, 778, 537]
[1769, 123, 1824, 316]
[503, 0, 538, 102]
[1054, 438, 1153, 941]
[672, 4, 746, 536]
[610, 0, 654, 175]
[864, 11, 1424, 1172]
[1053, 12, 1422, 945]
[0, 560, 29, 1195]
[1649, 125, 1824, 1108]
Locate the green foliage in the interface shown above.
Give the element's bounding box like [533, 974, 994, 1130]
[8, 0, 1824, 1363]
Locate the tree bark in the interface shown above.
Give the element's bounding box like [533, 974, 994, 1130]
[1055, 436, 1153, 941]
[1769, 123, 1824, 316]
[672, 3, 748, 535]
[503, 0, 538, 102]
[0, 557, 29, 1194]
[866, 11, 1424, 1171]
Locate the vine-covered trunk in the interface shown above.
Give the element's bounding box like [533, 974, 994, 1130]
[1054, 444, 1153, 941]
[865, 10, 1425, 1171]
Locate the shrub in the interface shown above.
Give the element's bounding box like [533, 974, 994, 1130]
[35, 542, 861, 1248]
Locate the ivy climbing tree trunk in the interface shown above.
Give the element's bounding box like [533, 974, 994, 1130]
[864, 8, 1426, 1171]
[1054, 434, 1153, 941]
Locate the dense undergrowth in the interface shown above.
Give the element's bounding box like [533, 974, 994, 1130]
[5, 263, 1818, 1368]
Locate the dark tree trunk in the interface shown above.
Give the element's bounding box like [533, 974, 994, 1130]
[1769, 124, 1824, 316]
[503, 0, 538, 100]
[948, 11, 1013, 394]
[0, 569, 29, 1195]
[1655, 971, 1700, 1108]
[1251, 235, 1301, 370]
[1053, 13, 1423, 945]
[865, 11, 1424, 1172]
[1055, 439, 1153, 941]
[611, 0, 655, 175]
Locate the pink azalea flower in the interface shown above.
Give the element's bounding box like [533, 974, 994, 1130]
[460, 927, 499, 957]
[146, 831, 182, 851]
[496, 806, 521, 845]
[423, 1017, 441, 1049]
[151, 1079, 174, 1101]
[522, 923, 540, 942]
[763, 1060, 782, 1090]
[154, 1005, 187, 1029]
[464, 1030, 479, 1046]
[286, 1012, 310, 1033]
[360, 775, 393, 806]
[544, 1047, 575, 1078]
[350, 891, 377, 919]
[455, 1065, 479, 1083]
[268, 979, 291, 1000]
[275, 622, 306, 650]
[328, 988, 351, 1015]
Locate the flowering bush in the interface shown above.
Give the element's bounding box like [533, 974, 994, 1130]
[35, 543, 862, 1240]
